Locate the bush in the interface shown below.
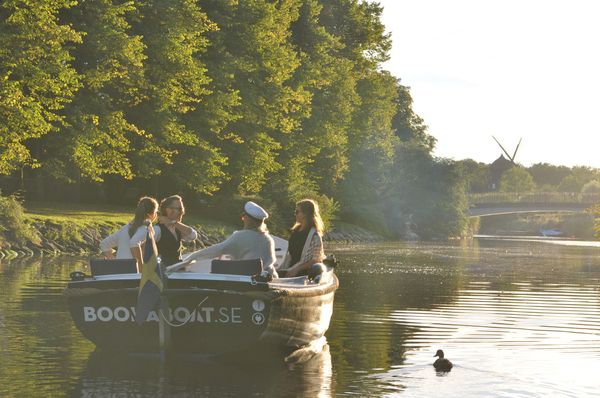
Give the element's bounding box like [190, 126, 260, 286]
[0, 193, 40, 246]
[581, 180, 600, 194]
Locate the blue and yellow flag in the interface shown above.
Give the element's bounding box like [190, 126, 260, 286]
[135, 227, 164, 325]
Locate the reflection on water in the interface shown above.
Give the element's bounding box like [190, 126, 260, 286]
[1, 238, 600, 397]
[70, 342, 332, 398]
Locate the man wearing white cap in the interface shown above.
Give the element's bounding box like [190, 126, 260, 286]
[184, 201, 278, 277]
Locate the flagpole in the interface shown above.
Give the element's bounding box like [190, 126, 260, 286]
[135, 223, 171, 361]
[158, 286, 171, 360]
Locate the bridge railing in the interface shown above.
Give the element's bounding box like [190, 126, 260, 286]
[469, 192, 600, 205]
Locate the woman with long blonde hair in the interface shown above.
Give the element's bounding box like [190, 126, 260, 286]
[277, 199, 326, 277]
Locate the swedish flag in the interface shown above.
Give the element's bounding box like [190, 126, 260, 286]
[135, 226, 164, 325]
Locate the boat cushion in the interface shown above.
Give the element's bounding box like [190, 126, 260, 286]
[90, 258, 138, 276]
[211, 259, 263, 276]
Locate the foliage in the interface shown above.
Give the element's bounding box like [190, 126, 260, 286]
[0, 0, 471, 239]
[0, 193, 39, 245]
[457, 159, 490, 193]
[527, 163, 571, 187]
[581, 180, 600, 194]
[558, 166, 600, 192]
[499, 167, 536, 193]
[386, 144, 469, 239]
[0, 0, 81, 174]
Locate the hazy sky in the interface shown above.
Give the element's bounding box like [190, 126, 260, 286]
[377, 0, 600, 167]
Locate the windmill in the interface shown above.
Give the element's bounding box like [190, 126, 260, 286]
[489, 136, 522, 190]
[492, 136, 522, 165]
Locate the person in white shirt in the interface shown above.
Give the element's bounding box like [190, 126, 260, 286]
[184, 201, 278, 277]
[99, 196, 159, 271]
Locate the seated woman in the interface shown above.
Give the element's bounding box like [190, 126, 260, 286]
[183, 201, 278, 277]
[99, 196, 158, 272]
[277, 199, 325, 277]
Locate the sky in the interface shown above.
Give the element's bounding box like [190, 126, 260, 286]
[377, 0, 600, 167]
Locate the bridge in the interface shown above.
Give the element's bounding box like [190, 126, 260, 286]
[467, 192, 600, 217]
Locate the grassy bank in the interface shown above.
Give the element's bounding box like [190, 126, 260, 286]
[0, 199, 385, 259]
[0, 201, 234, 258]
[24, 201, 234, 237]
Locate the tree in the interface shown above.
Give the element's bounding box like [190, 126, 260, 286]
[527, 163, 570, 188]
[457, 159, 489, 193]
[41, 0, 148, 183]
[581, 180, 600, 194]
[392, 83, 435, 150]
[197, 0, 314, 197]
[0, 0, 81, 175]
[499, 167, 536, 193]
[130, 0, 227, 194]
[385, 143, 468, 239]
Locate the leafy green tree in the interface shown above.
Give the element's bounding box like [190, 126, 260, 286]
[279, 0, 356, 198]
[199, 0, 310, 197]
[131, 0, 227, 194]
[0, 0, 81, 174]
[558, 166, 600, 193]
[499, 167, 536, 193]
[341, 70, 398, 207]
[41, 0, 148, 183]
[392, 83, 435, 150]
[457, 159, 489, 193]
[386, 143, 468, 239]
[527, 163, 571, 188]
[581, 180, 600, 194]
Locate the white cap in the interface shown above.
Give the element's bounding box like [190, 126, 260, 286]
[244, 201, 269, 220]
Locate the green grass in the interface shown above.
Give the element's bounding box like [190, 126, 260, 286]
[23, 201, 235, 236]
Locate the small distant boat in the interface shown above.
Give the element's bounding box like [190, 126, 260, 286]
[539, 228, 563, 237]
[64, 238, 339, 355]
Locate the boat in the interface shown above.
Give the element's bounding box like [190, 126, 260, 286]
[64, 237, 339, 355]
[539, 228, 563, 237]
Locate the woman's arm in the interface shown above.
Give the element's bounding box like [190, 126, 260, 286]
[175, 223, 198, 241]
[100, 230, 120, 258]
[185, 232, 235, 262]
[284, 258, 317, 277]
[129, 225, 150, 248]
[130, 245, 143, 272]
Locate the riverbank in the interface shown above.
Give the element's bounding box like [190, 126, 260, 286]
[0, 202, 386, 259]
[478, 212, 595, 240]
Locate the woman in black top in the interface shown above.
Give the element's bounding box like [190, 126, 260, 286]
[154, 195, 198, 266]
[278, 199, 325, 277]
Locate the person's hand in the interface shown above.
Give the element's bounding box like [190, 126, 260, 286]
[159, 215, 177, 225]
[103, 251, 114, 259]
[147, 224, 155, 239]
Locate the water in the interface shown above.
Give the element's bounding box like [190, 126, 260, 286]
[1, 238, 599, 397]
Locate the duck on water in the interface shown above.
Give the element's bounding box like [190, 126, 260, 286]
[433, 349, 453, 372]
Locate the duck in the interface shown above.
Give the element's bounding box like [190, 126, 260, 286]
[433, 349, 453, 372]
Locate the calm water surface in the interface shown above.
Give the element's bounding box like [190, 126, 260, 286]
[1, 238, 599, 397]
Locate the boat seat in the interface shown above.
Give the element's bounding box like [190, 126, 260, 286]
[211, 259, 263, 276]
[90, 258, 138, 276]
